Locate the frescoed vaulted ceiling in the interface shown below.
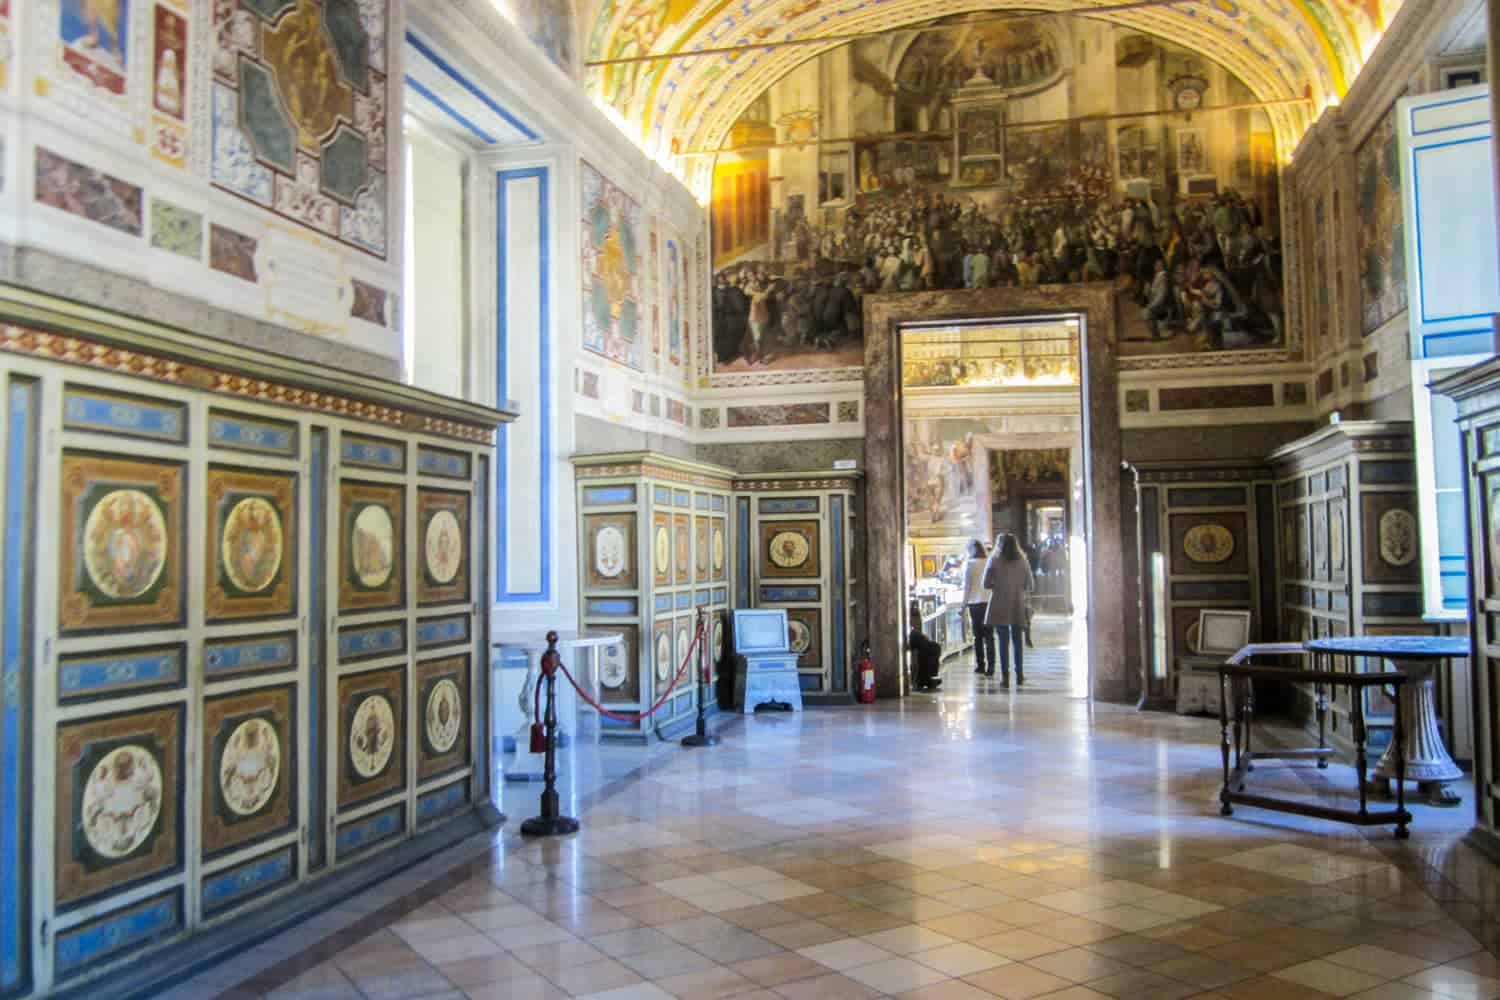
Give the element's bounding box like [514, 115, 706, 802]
[583, 0, 1406, 191]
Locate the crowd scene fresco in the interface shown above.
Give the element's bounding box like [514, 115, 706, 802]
[710, 16, 1285, 374]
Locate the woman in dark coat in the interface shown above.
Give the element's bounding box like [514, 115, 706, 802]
[983, 533, 1033, 686]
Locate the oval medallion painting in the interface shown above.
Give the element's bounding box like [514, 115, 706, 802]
[1186, 621, 1201, 654]
[1183, 524, 1234, 564]
[769, 529, 811, 570]
[654, 525, 671, 575]
[1330, 511, 1346, 570]
[600, 642, 628, 689]
[82, 745, 163, 859]
[352, 505, 395, 588]
[788, 619, 812, 654]
[219, 718, 281, 817]
[1379, 508, 1418, 567]
[655, 631, 672, 681]
[713, 620, 725, 660]
[712, 526, 726, 573]
[675, 627, 691, 675]
[84, 489, 168, 599]
[595, 525, 627, 579]
[350, 695, 396, 779]
[424, 510, 463, 585]
[425, 680, 463, 755]
[221, 497, 283, 593]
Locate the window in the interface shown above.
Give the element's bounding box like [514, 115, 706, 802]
[402, 120, 468, 398]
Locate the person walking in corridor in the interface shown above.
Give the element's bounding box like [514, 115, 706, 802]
[983, 533, 1033, 687]
[962, 539, 996, 676]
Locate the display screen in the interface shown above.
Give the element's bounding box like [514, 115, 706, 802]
[733, 609, 788, 653]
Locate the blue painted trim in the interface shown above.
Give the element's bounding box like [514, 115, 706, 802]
[673, 490, 691, 507]
[209, 411, 297, 457]
[654, 595, 672, 613]
[2, 380, 32, 994]
[654, 486, 672, 506]
[695, 590, 710, 607]
[583, 486, 636, 505]
[675, 592, 693, 610]
[404, 75, 497, 144]
[417, 780, 469, 823]
[712, 587, 728, 604]
[1410, 93, 1490, 137]
[336, 805, 405, 858]
[204, 634, 296, 679]
[695, 494, 711, 511]
[338, 622, 407, 661]
[495, 167, 552, 604]
[417, 446, 471, 480]
[405, 32, 540, 142]
[341, 435, 405, 472]
[201, 847, 295, 916]
[309, 428, 326, 871]
[759, 498, 819, 514]
[761, 586, 819, 602]
[736, 498, 751, 609]
[710, 496, 727, 512]
[1413, 136, 1499, 324]
[832, 495, 847, 693]
[60, 647, 184, 700]
[586, 598, 637, 616]
[64, 390, 185, 443]
[416, 615, 470, 649]
[55, 892, 180, 979]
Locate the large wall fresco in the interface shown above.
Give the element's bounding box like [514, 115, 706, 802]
[212, 0, 389, 258]
[581, 160, 645, 371]
[709, 15, 1284, 377]
[1357, 106, 1408, 336]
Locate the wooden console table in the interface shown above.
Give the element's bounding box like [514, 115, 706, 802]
[1217, 652, 1411, 839]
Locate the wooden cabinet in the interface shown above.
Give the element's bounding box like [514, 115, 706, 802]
[1434, 362, 1500, 856]
[1269, 422, 1432, 753]
[572, 453, 733, 742]
[0, 295, 507, 997]
[732, 472, 861, 702]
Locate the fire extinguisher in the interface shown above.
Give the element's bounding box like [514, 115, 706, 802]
[857, 641, 876, 704]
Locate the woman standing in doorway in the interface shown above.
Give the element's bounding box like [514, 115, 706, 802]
[983, 533, 1033, 687]
[962, 539, 995, 676]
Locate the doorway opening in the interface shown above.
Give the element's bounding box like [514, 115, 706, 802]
[901, 319, 1090, 700]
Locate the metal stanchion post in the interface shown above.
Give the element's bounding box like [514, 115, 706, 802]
[520, 632, 580, 836]
[682, 608, 719, 748]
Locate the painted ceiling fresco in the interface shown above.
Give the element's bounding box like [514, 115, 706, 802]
[584, 0, 1406, 187]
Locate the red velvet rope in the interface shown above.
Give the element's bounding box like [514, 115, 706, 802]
[552, 620, 707, 723]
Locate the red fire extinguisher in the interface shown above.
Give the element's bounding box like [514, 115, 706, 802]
[857, 641, 876, 704]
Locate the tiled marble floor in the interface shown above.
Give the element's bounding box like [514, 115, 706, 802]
[185, 654, 1500, 1000]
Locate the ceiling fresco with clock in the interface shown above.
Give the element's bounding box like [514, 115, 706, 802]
[701, 12, 1287, 369]
[585, 0, 1405, 175]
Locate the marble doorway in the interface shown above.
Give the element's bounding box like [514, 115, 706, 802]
[863, 286, 1126, 702]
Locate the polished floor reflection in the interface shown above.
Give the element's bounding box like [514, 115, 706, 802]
[182, 678, 1500, 1000]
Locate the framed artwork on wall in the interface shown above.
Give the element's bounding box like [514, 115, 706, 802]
[416, 656, 469, 781]
[339, 480, 405, 614]
[585, 512, 638, 590]
[337, 667, 406, 810]
[760, 520, 821, 579]
[694, 517, 710, 583]
[59, 452, 186, 634]
[786, 608, 822, 669]
[206, 465, 297, 622]
[598, 624, 640, 704]
[202, 684, 295, 858]
[652, 512, 672, 586]
[55, 704, 184, 908]
[673, 514, 691, 583]
[1361, 492, 1420, 584]
[711, 519, 727, 581]
[653, 620, 673, 694]
[416, 488, 470, 607]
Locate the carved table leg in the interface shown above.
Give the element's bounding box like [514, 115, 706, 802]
[1373, 658, 1463, 808]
